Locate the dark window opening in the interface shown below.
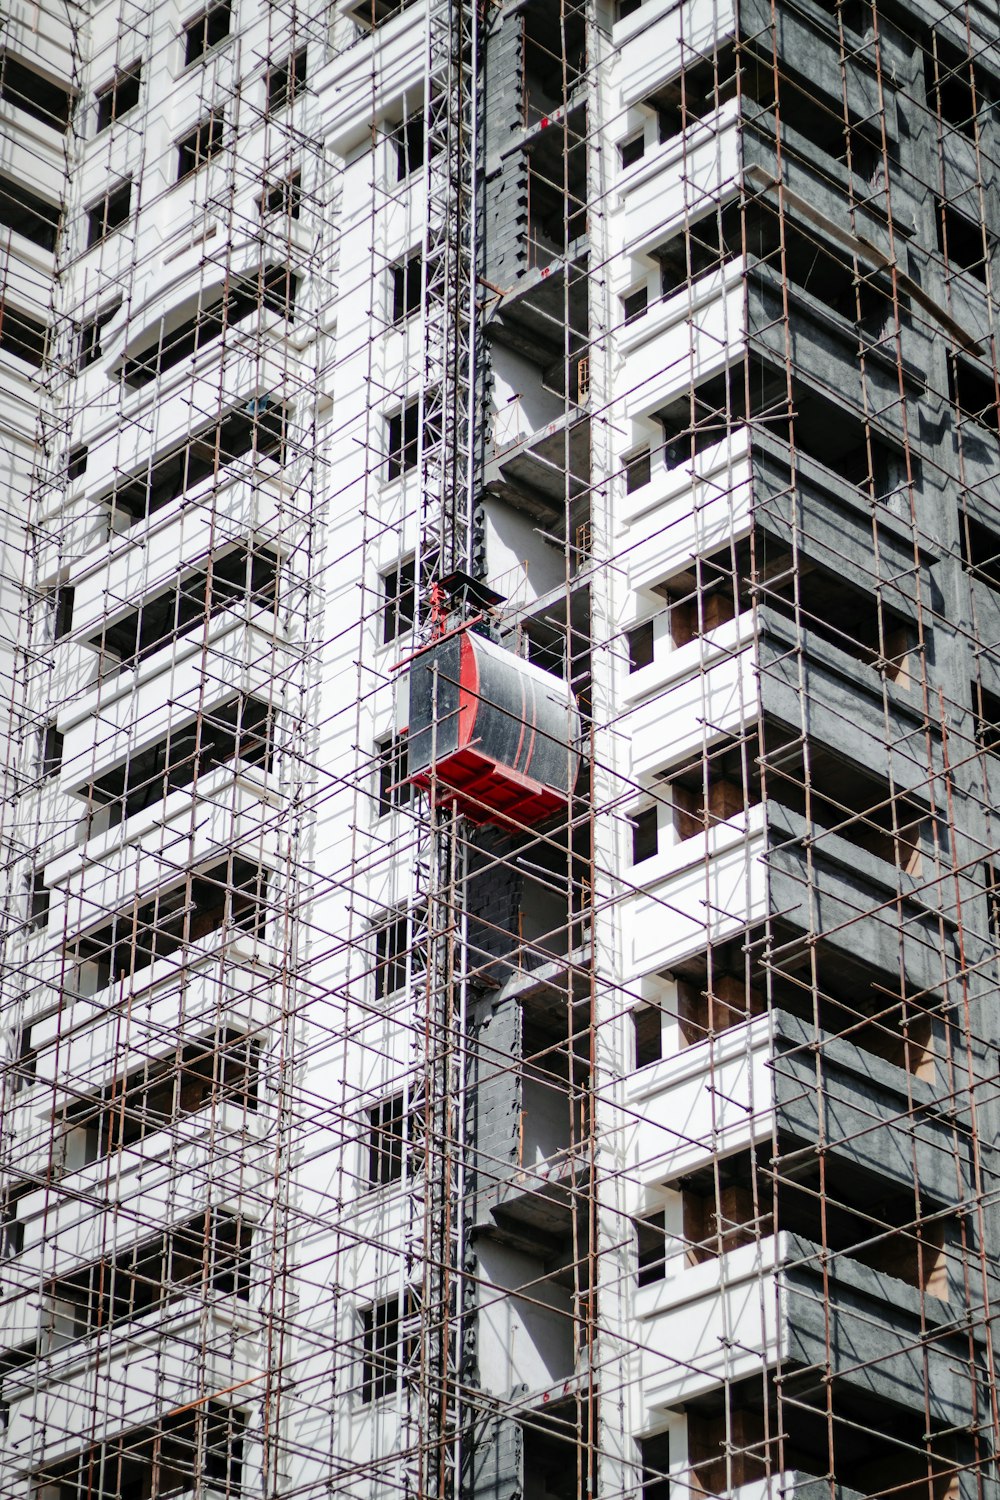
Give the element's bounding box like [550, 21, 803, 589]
[745, 207, 903, 339]
[526, 138, 587, 267]
[974, 682, 1000, 758]
[0, 53, 72, 130]
[176, 110, 225, 180]
[102, 399, 287, 525]
[521, 0, 586, 124]
[619, 132, 645, 168]
[680, 1146, 950, 1300]
[67, 445, 88, 481]
[950, 357, 998, 434]
[361, 1293, 417, 1402]
[738, 47, 892, 187]
[640, 1431, 671, 1500]
[765, 733, 943, 878]
[762, 551, 916, 684]
[391, 253, 422, 323]
[522, 1410, 595, 1500]
[381, 558, 415, 643]
[633, 1006, 663, 1069]
[86, 179, 132, 247]
[618, 0, 643, 16]
[377, 733, 411, 815]
[183, 0, 232, 65]
[49, 582, 74, 640]
[266, 47, 307, 113]
[658, 539, 753, 648]
[656, 199, 742, 301]
[657, 362, 762, 470]
[0, 172, 61, 252]
[27, 869, 49, 931]
[962, 515, 1000, 591]
[627, 619, 654, 671]
[77, 300, 121, 369]
[666, 732, 760, 843]
[393, 113, 425, 180]
[625, 447, 651, 492]
[123, 266, 298, 386]
[66, 857, 269, 991]
[367, 1092, 405, 1185]
[926, 36, 983, 140]
[636, 1210, 667, 1284]
[90, 546, 279, 672]
[375, 916, 406, 997]
[386, 401, 420, 479]
[677, 927, 923, 1071]
[622, 286, 648, 325]
[0, 301, 48, 368]
[259, 169, 302, 219]
[937, 198, 991, 285]
[374, 907, 426, 999]
[367, 1090, 423, 1185]
[13, 1027, 36, 1091]
[51, 1210, 253, 1337]
[657, 356, 913, 506]
[654, 43, 739, 142]
[36, 1403, 244, 1500]
[95, 63, 141, 131]
[85, 694, 274, 826]
[1, 1198, 24, 1258]
[632, 806, 658, 864]
[40, 723, 63, 778]
[62, 1027, 261, 1161]
[350, 0, 417, 26]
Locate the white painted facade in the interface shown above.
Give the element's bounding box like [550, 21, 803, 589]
[0, 0, 806, 1495]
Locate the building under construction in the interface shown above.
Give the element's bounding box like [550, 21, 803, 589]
[1, 0, 999, 1495]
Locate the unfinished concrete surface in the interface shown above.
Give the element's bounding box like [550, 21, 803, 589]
[0, 0, 999, 1497]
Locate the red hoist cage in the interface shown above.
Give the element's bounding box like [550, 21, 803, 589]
[407, 627, 581, 828]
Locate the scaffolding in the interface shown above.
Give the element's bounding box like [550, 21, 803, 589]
[1, 0, 1000, 1497]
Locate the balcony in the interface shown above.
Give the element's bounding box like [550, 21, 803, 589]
[625, 1007, 966, 1210]
[639, 1231, 981, 1427]
[3, 1301, 256, 1470]
[485, 408, 590, 522]
[616, 102, 740, 261]
[28, 935, 278, 1114]
[624, 802, 767, 976]
[45, 762, 280, 940]
[68, 472, 301, 640]
[625, 1015, 772, 1190]
[618, 271, 746, 422]
[615, 0, 735, 101]
[317, 0, 425, 159]
[485, 249, 589, 378]
[58, 610, 289, 788]
[15, 1101, 270, 1274]
[625, 621, 757, 780]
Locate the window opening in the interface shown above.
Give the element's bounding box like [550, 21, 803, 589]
[377, 733, 411, 815]
[95, 63, 141, 131]
[86, 179, 132, 247]
[391, 253, 422, 323]
[0, 53, 72, 130]
[0, 301, 48, 367]
[176, 111, 225, 180]
[183, 0, 232, 65]
[381, 558, 416, 643]
[0, 172, 61, 252]
[259, 169, 302, 218]
[266, 47, 307, 113]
